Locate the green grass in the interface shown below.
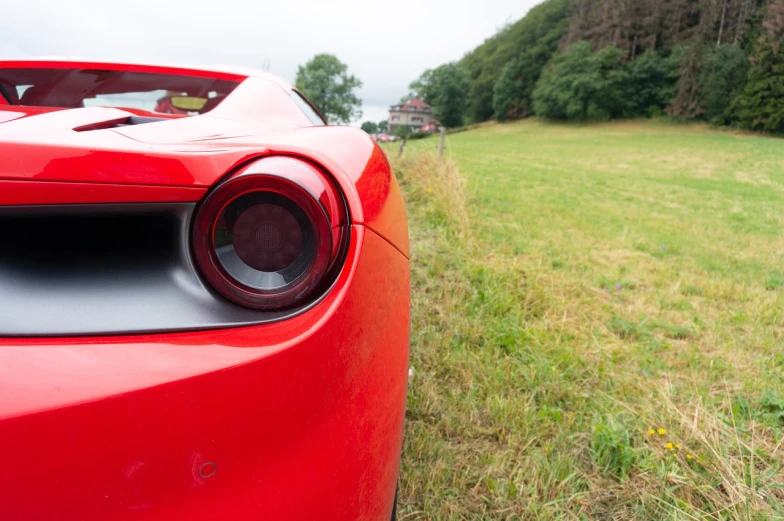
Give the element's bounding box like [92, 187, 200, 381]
[387, 120, 784, 520]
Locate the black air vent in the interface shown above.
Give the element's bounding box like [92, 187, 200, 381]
[114, 115, 167, 127]
[0, 211, 177, 270]
[0, 204, 307, 336]
[74, 115, 167, 132]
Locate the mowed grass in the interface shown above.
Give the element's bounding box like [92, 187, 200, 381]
[386, 120, 784, 520]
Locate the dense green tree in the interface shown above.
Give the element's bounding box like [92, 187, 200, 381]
[408, 69, 436, 105]
[460, 0, 570, 122]
[360, 121, 378, 134]
[295, 54, 362, 124]
[699, 44, 748, 124]
[532, 44, 678, 121]
[378, 120, 388, 133]
[410, 63, 470, 128]
[431, 65, 470, 128]
[619, 50, 681, 117]
[492, 59, 526, 121]
[405, 0, 783, 132]
[532, 43, 627, 121]
[492, 15, 678, 122]
[729, 38, 784, 133]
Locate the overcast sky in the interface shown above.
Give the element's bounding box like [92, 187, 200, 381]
[0, 0, 542, 124]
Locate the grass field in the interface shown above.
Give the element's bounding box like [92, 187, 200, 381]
[386, 120, 784, 520]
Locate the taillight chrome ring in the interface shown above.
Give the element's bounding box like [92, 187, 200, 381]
[192, 158, 347, 310]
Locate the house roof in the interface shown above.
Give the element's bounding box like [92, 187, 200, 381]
[402, 97, 430, 109]
[390, 97, 432, 111]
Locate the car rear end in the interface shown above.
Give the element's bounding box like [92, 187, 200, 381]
[0, 61, 408, 521]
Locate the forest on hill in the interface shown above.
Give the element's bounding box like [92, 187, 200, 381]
[406, 0, 784, 133]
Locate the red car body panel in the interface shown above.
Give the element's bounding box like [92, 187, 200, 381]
[0, 59, 408, 520]
[0, 180, 208, 205]
[0, 97, 408, 256]
[0, 227, 409, 521]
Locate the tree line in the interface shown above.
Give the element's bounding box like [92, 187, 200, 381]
[407, 0, 784, 133]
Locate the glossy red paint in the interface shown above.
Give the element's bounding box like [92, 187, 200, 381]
[0, 61, 407, 255]
[0, 59, 409, 519]
[0, 227, 409, 521]
[0, 179, 207, 205]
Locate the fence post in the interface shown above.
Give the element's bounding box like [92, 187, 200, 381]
[437, 127, 446, 159]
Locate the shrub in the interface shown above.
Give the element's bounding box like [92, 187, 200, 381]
[408, 131, 431, 140]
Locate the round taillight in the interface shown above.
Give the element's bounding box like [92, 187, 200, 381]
[192, 157, 348, 310]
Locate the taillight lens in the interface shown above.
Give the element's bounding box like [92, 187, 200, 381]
[193, 157, 348, 310]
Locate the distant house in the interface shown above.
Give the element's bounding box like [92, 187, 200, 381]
[388, 98, 437, 134]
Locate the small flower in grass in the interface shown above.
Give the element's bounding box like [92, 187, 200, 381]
[648, 429, 655, 436]
[427, 188, 433, 193]
[657, 428, 667, 436]
[665, 442, 674, 451]
[615, 284, 622, 290]
[686, 454, 693, 460]
[675, 444, 681, 450]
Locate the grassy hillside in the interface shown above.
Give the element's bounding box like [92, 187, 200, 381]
[388, 121, 784, 519]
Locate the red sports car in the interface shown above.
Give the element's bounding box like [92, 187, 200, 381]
[0, 59, 408, 521]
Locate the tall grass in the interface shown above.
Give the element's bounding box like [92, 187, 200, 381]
[391, 122, 784, 519]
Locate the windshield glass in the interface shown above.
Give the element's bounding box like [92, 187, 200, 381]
[0, 68, 241, 115]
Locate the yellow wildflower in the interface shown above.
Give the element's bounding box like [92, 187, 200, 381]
[675, 444, 681, 450]
[686, 454, 693, 460]
[648, 429, 655, 436]
[665, 443, 674, 450]
[657, 428, 667, 436]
